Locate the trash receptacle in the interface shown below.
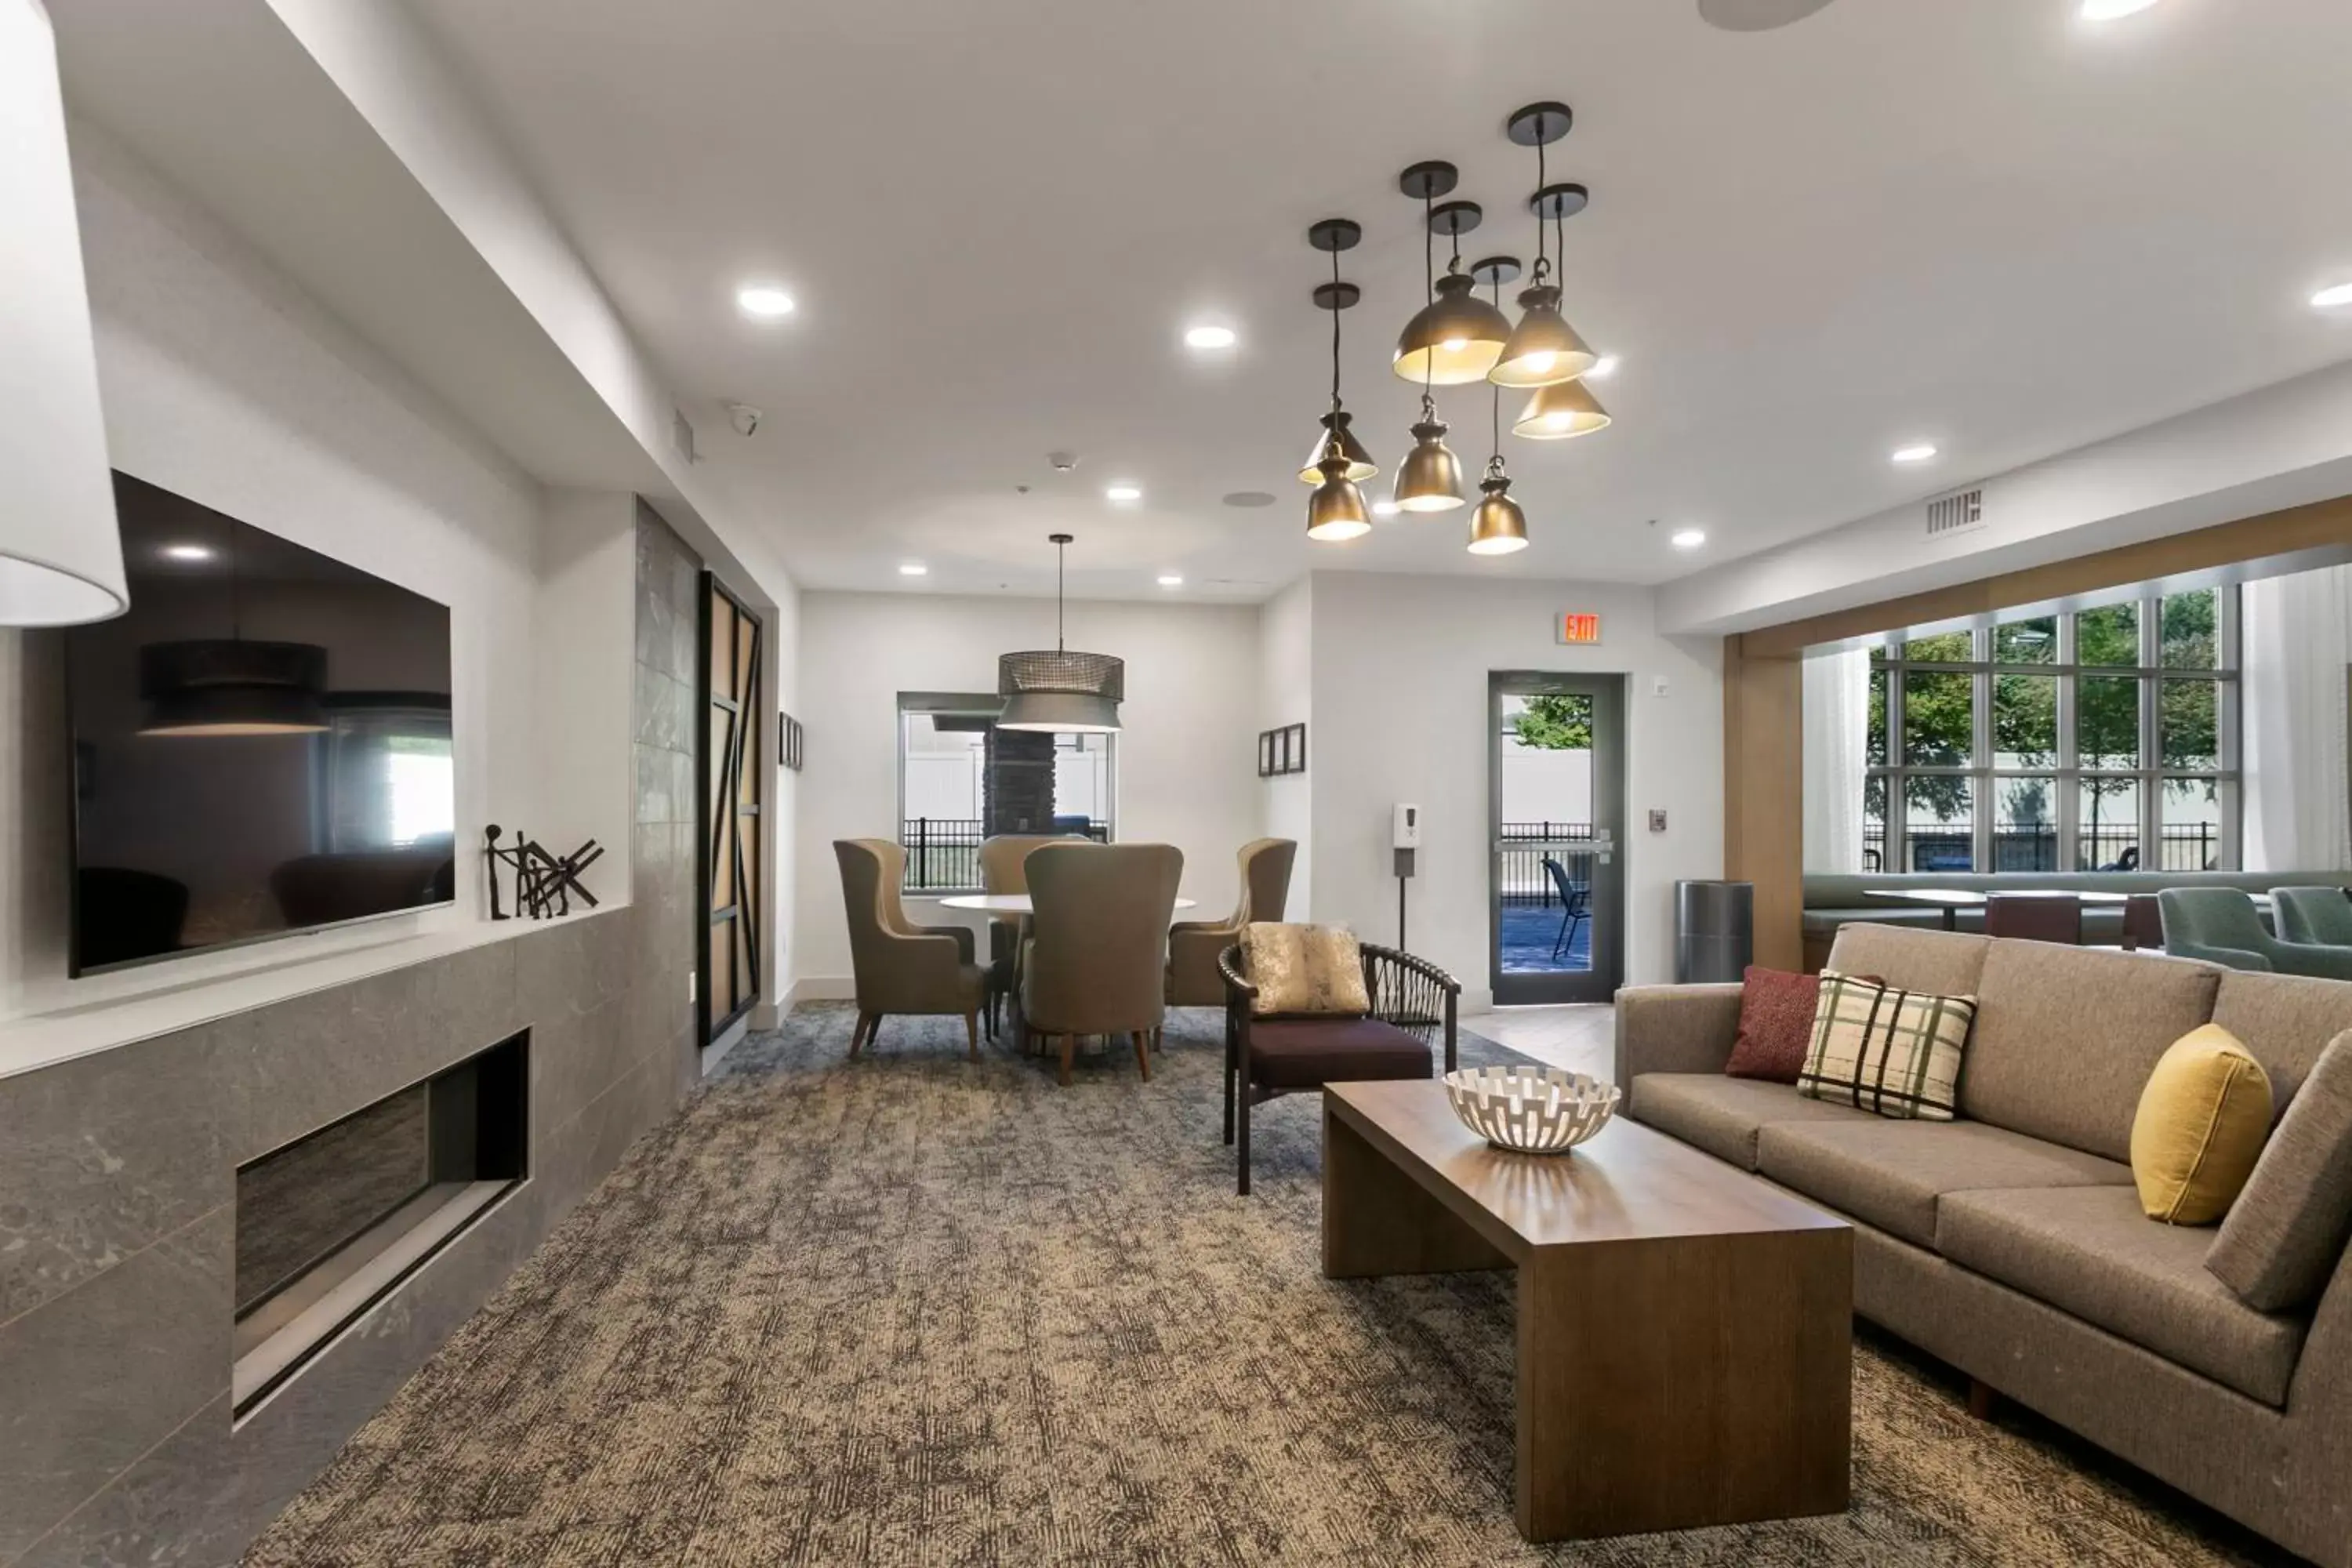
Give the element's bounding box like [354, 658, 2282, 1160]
[1675, 880, 1754, 983]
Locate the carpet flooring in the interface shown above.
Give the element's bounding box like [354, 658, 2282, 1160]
[245, 1006, 2295, 1567]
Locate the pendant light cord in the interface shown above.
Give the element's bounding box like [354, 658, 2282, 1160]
[1329, 242, 1344, 412]
[1056, 538, 1065, 652]
[1533, 132, 1552, 287]
[1421, 186, 1437, 417]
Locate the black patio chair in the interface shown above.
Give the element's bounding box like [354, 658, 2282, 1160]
[1541, 855, 1590, 961]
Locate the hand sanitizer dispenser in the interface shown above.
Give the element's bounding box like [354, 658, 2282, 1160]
[1392, 803, 1420, 873]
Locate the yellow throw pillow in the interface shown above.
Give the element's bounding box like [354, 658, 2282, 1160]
[2130, 1024, 2274, 1225]
[1242, 923, 1370, 1018]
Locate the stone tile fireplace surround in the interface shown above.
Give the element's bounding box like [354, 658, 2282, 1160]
[0, 508, 713, 1564]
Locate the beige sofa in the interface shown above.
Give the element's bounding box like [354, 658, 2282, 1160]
[1617, 923, 2352, 1566]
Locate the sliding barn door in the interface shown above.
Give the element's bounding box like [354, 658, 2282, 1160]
[699, 575, 764, 1043]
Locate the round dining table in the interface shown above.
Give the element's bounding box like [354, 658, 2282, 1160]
[937, 893, 1198, 915]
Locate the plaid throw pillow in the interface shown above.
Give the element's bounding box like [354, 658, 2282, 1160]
[1797, 971, 1976, 1122]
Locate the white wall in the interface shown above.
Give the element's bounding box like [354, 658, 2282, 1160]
[791, 590, 1261, 985]
[1257, 575, 1312, 919]
[1307, 571, 1725, 1005]
[1, 125, 546, 1026]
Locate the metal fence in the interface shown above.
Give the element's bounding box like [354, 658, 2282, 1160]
[1860, 822, 2220, 874]
[899, 818, 1109, 892]
[1498, 822, 1595, 906]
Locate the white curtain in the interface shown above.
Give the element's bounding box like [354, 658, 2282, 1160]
[1803, 647, 1871, 873]
[2244, 564, 2352, 873]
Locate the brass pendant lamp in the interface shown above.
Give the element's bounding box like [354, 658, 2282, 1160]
[1392, 163, 1511, 387]
[1298, 219, 1378, 491]
[1466, 266, 1531, 557]
[1392, 168, 1471, 514]
[1302, 220, 1372, 542]
[1512, 180, 1613, 439]
[1490, 103, 1598, 388]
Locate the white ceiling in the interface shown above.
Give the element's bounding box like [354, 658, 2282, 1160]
[401, 0, 2352, 603]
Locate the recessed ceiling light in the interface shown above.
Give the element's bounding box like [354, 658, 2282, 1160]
[898, 563, 927, 576]
[1891, 442, 1940, 464]
[1105, 482, 1143, 503]
[735, 284, 796, 320]
[1184, 325, 1236, 350]
[1157, 574, 1185, 587]
[1585, 354, 1621, 379]
[2079, 0, 2160, 19]
[2311, 282, 2352, 310]
[1371, 499, 1401, 518]
[160, 543, 215, 562]
[1670, 528, 1708, 550]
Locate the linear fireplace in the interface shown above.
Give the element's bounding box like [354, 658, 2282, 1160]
[232, 1032, 528, 1416]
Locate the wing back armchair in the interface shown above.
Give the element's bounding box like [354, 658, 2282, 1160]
[834, 838, 988, 1058]
[1167, 838, 1298, 1008]
[1022, 842, 1184, 1085]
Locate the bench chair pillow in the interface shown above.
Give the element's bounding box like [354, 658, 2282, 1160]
[1241, 922, 1372, 1018]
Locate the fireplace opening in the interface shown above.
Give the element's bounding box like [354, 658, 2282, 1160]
[232, 1030, 527, 1417]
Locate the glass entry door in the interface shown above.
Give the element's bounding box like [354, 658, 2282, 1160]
[1490, 673, 1625, 1005]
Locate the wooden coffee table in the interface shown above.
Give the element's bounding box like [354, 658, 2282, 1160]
[1323, 1080, 1853, 1543]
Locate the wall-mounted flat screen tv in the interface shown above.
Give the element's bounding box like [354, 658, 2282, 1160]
[65, 473, 456, 973]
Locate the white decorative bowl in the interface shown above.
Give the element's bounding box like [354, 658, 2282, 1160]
[1443, 1066, 1621, 1155]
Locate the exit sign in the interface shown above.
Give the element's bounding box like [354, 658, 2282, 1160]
[1555, 612, 1602, 646]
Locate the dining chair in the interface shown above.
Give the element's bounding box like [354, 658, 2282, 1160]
[1541, 856, 1591, 960]
[1022, 841, 1184, 1086]
[977, 833, 1067, 1036]
[2273, 887, 2352, 947]
[833, 839, 988, 1058]
[1985, 894, 2082, 945]
[1167, 838, 1298, 1010]
[2158, 887, 2352, 978]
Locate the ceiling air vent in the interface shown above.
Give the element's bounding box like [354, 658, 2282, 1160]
[1925, 487, 1984, 539]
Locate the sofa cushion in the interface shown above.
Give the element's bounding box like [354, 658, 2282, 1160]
[1756, 1118, 2132, 1249]
[2209, 970, 2352, 1115]
[2130, 1024, 2273, 1225]
[1962, 941, 2222, 1162]
[1822, 924, 1992, 996]
[2209, 1033, 2352, 1312]
[1243, 1017, 1429, 1089]
[1627, 1074, 1882, 1171]
[1725, 966, 1818, 1083]
[1938, 1185, 2307, 1406]
[1798, 972, 1975, 1122]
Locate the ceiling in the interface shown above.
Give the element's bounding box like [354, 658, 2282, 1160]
[401, 0, 2352, 603]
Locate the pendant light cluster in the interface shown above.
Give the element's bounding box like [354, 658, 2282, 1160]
[1296, 99, 1613, 556]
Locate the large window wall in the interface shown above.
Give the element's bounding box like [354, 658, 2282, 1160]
[1864, 586, 2238, 873]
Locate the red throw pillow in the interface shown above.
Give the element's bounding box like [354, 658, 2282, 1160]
[1725, 966, 1820, 1084]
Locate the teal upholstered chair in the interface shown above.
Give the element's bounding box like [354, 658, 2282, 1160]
[2272, 886, 2352, 948]
[2158, 888, 2352, 979]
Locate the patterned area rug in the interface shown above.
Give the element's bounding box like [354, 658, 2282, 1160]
[247, 1006, 2293, 1566]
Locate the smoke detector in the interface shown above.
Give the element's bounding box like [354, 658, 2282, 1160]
[1698, 0, 1838, 31]
[725, 402, 763, 437]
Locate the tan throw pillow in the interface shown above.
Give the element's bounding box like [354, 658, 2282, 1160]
[2208, 1032, 2352, 1309]
[2131, 1023, 2273, 1226]
[1796, 971, 1974, 1122]
[1242, 923, 1370, 1018]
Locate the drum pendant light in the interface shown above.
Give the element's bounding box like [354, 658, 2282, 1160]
[1297, 220, 1378, 488]
[1467, 268, 1531, 557]
[1393, 164, 1509, 386]
[997, 534, 1124, 731]
[1491, 103, 1597, 388]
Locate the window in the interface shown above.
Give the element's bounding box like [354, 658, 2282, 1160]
[1862, 586, 2238, 873]
[896, 694, 1115, 892]
[323, 706, 454, 852]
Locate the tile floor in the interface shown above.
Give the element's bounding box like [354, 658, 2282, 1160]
[1471, 1002, 1616, 1080]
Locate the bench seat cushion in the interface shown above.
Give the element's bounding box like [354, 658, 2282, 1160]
[1940, 1185, 2307, 1406]
[1245, 1018, 1430, 1090]
[1756, 1119, 2132, 1249]
[1626, 1074, 1882, 1171]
